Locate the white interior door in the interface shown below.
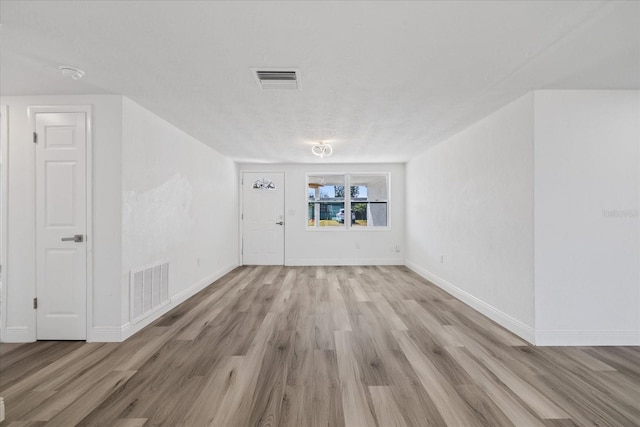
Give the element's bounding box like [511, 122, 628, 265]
[35, 111, 87, 340]
[242, 172, 285, 265]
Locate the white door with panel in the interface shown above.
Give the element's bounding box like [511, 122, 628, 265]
[242, 172, 285, 265]
[35, 110, 88, 340]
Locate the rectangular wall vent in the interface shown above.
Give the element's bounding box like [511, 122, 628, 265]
[130, 260, 169, 324]
[253, 68, 300, 90]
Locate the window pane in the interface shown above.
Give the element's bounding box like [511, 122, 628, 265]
[308, 202, 315, 226]
[350, 185, 368, 202]
[308, 175, 345, 201]
[350, 175, 387, 201]
[351, 202, 388, 227]
[368, 202, 388, 226]
[351, 202, 367, 226]
[319, 202, 344, 226]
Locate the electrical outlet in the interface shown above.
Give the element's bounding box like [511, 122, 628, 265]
[440, 255, 444, 264]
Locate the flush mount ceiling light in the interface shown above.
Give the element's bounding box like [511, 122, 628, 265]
[311, 142, 333, 158]
[58, 65, 85, 80]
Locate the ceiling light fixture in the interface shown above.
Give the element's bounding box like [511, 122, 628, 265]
[58, 65, 85, 80]
[312, 142, 332, 158]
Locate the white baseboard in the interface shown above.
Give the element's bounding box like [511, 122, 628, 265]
[0, 326, 33, 343]
[170, 263, 238, 306]
[0, 396, 5, 423]
[405, 261, 536, 345]
[535, 330, 640, 346]
[120, 262, 238, 341]
[89, 326, 126, 343]
[286, 258, 403, 266]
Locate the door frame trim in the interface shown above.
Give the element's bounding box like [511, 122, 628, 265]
[28, 105, 93, 341]
[0, 105, 8, 341]
[240, 171, 286, 266]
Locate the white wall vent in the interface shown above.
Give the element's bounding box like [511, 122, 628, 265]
[130, 260, 169, 324]
[253, 68, 300, 90]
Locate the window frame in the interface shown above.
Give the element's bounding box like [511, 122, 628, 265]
[305, 172, 391, 231]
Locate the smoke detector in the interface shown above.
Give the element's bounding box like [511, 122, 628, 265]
[58, 65, 85, 80]
[253, 68, 300, 90]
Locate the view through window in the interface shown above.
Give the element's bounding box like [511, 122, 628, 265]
[307, 173, 389, 229]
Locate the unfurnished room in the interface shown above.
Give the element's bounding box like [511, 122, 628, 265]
[0, 1, 639, 426]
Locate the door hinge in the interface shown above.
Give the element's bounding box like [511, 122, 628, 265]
[33, 297, 38, 309]
[241, 213, 243, 220]
[33, 132, 38, 143]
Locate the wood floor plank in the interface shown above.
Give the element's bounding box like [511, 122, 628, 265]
[445, 325, 569, 420]
[1, 265, 638, 426]
[4, 390, 57, 422]
[281, 350, 344, 427]
[455, 383, 515, 427]
[369, 293, 408, 331]
[446, 346, 545, 427]
[393, 330, 483, 426]
[111, 419, 148, 427]
[562, 348, 617, 372]
[348, 277, 372, 302]
[44, 370, 137, 427]
[247, 330, 295, 427]
[400, 299, 462, 347]
[177, 356, 241, 426]
[209, 312, 278, 426]
[369, 386, 407, 427]
[3, 343, 110, 398]
[334, 330, 378, 427]
[328, 275, 353, 332]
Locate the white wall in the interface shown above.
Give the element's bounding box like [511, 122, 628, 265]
[0, 95, 123, 342]
[534, 90, 640, 345]
[238, 163, 405, 266]
[0, 95, 239, 342]
[405, 93, 536, 342]
[405, 90, 640, 346]
[121, 98, 238, 337]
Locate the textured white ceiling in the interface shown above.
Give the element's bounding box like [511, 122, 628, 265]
[1, 1, 638, 163]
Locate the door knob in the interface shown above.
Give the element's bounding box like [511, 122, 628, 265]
[275, 221, 284, 225]
[61, 234, 84, 242]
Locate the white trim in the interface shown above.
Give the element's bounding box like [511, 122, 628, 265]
[405, 260, 536, 344]
[1, 326, 31, 343]
[287, 258, 403, 266]
[305, 172, 391, 231]
[535, 330, 640, 347]
[119, 262, 238, 342]
[27, 105, 93, 342]
[237, 171, 244, 265]
[0, 105, 8, 342]
[89, 326, 124, 343]
[171, 263, 237, 306]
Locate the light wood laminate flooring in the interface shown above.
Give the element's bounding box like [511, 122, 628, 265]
[1, 265, 639, 426]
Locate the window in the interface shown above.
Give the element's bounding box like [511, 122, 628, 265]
[308, 174, 345, 227]
[307, 173, 389, 230]
[350, 174, 388, 228]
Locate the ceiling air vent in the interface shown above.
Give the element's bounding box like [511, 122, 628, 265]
[253, 68, 300, 90]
